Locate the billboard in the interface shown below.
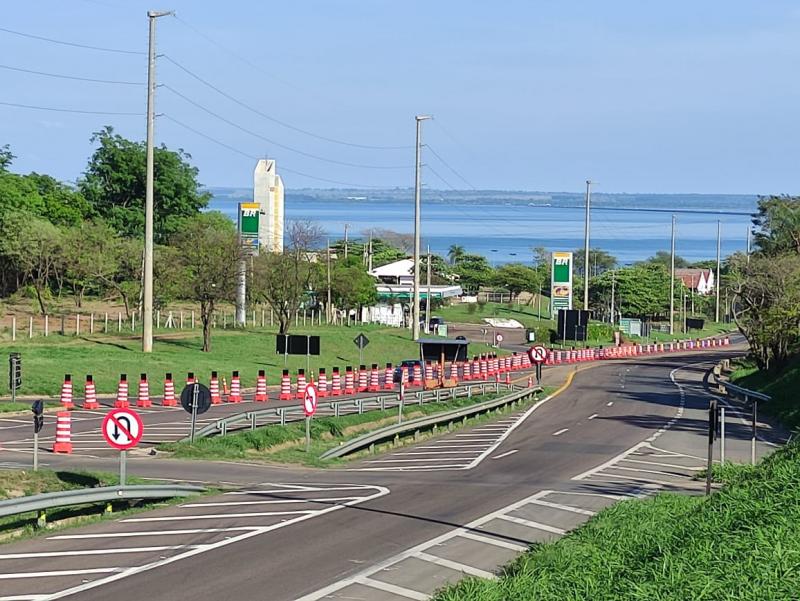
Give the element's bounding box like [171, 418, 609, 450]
[551, 251, 573, 313]
[238, 203, 260, 255]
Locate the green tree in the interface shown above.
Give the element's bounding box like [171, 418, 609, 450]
[454, 253, 493, 293]
[591, 264, 671, 318]
[331, 264, 378, 315]
[752, 195, 800, 256]
[14, 217, 63, 315]
[492, 263, 542, 299]
[172, 216, 243, 352]
[573, 247, 617, 277]
[448, 244, 466, 265]
[0, 144, 14, 171]
[642, 250, 689, 269]
[79, 127, 210, 241]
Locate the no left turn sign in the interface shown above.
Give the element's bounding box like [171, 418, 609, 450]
[303, 384, 318, 417]
[101, 408, 144, 451]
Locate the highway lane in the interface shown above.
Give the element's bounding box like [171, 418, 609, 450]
[1, 345, 772, 601]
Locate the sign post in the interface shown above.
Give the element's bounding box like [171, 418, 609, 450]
[180, 382, 211, 443]
[9, 353, 21, 404]
[303, 383, 318, 452]
[101, 408, 144, 486]
[353, 333, 370, 365]
[529, 345, 547, 385]
[551, 251, 574, 316]
[31, 400, 43, 471]
[706, 399, 718, 496]
[398, 380, 405, 424]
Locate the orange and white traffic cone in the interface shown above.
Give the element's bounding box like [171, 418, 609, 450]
[186, 372, 196, 385]
[368, 364, 380, 392]
[229, 371, 242, 402]
[255, 369, 269, 402]
[163, 373, 177, 407]
[331, 367, 342, 396]
[344, 367, 356, 394]
[60, 374, 74, 410]
[115, 374, 129, 409]
[210, 371, 221, 404]
[296, 369, 307, 399]
[222, 376, 230, 401]
[318, 368, 329, 398]
[384, 363, 394, 391]
[52, 411, 72, 454]
[358, 365, 368, 393]
[137, 373, 152, 408]
[82, 375, 100, 409]
[527, 375, 533, 387]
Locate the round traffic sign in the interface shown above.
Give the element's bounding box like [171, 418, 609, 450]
[180, 383, 212, 415]
[101, 408, 144, 451]
[495, 333, 504, 343]
[529, 345, 548, 364]
[303, 384, 318, 417]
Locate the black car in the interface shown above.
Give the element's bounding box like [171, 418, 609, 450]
[393, 359, 426, 383]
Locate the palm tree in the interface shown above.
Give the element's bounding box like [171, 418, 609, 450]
[448, 244, 466, 265]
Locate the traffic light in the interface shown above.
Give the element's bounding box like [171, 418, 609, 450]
[9, 352, 21, 392]
[31, 399, 44, 434]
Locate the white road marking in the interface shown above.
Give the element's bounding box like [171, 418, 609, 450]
[415, 551, 496, 579]
[393, 451, 481, 456]
[607, 402, 614, 406]
[621, 458, 702, 471]
[587, 413, 598, 420]
[122, 510, 315, 522]
[527, 498, 595, 516]
[495, 514, 566, 535]
[180, 497, 357, 508]
[48, 527, 259, 540]
[0, 546, 200, 560]
[0, 568, 121, 580]
[457, 531, 527, 552]
[0, 595, 49, 601]
[491, 449, 518, 460]
[357, 577, 427, 600]
[552, 428, 568, 436]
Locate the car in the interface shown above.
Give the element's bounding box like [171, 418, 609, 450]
[393, 359, 426, 383]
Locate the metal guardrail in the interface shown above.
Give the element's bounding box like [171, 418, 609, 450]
[320, 385, 543, 460]
[718, 380, 771, 403]
[0, 484, 206, 521]
[184, 381, 516, 442]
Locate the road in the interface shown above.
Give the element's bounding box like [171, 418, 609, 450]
[0, 343, 787, 601]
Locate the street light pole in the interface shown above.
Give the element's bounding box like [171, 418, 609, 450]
[670, 214, 676, 335]
[142, 9, 173, 353]
[425, 245, 432, 334]
[412, 115, 431, 341]
[582, 180, 592, 312]
[715, 220, 721, 323]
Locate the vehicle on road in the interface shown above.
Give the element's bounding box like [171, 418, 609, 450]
[393, 359, 426, 383]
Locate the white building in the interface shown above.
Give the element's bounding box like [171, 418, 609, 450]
[675, 268, 715, 295]
[253, 159, 284, 253]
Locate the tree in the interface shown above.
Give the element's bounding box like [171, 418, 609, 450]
[0, 144, 14, 171]
[590, 264, 671, 318]
[251, 221, 324, 335]
[454, 253, 494, 293]
[448, 244, 466, 265]
[172, 216, 243, 352]
[15, 218, 63, 315]
[79, 127, 210, 241]
[642, 250, 689, 269]
[331, 264, 378, 315]
[573, 247, 617, 277]
[752, 195, 800, 256]
[492, 264, 542, 299]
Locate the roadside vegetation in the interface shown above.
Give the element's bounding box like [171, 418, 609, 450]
[731, 354, 800, 431]
[160, 388, 552, 467]
[434, 439, 800, 601]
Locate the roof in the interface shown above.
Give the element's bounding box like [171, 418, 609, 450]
[416, 338, 469, 346]
[674, 268, 712, 277]
[369, 258, 413, 278]
[674, 268, 712, 288]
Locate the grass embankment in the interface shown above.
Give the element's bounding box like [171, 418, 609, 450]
[731, 354, 800, 431]
[434, 441, 800, 601]
[0, 324, 418, 398]
[161, 388, 552, 467]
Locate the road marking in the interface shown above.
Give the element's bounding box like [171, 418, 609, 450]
[491, 449, 518, 460]
[393, 451, 481, 456]
[495, 514, 566, 535]
[365, 458, 466, 464]
[415, 551, 496, 579]
[0, 546, 199, 560]
[457, 531, 527, 552]
[180, 497, 358, 508]
[587, 413, 598, 420]
[350, 464, 467, 471]
[621, 458, 702, 471]
[0, 568, 121, 580]
[527, 499, 595, 516]
[122, 510, 315, 522]
[357, 577, 427, 600]
[607, 401, 614, 406]
[552, 428, 568, 436]
[225, 485, 373, 495]
[0, 595, 49, 601]
[48, 527, 259, 540]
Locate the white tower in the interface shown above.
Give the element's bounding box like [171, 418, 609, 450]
[253, 159, 285, 253]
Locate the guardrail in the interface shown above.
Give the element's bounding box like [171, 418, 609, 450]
[0, 484, 206, 526]
[185, 381, 516, 442]
[320, 385, 543, 460]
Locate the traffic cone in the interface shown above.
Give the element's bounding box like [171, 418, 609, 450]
[358, 365, 368, 392]
[279, 369, 292, 400]
[255, 369, 268, 402]
[331, 367, 342, 396]
[52, 411, 72, 454]
[296, 369, 307, 399]
[344, 366, 355, 395]
[384, 363, 394, 390]
[186, 372, 195, 385]
[505, 371, 511, 385]
[401, 365, 409, 388]
[163, 373, 177, 407]
[115, 374, 129, 409]
[136, 373, 152, 408]
[412, 363, 423, 387]
[210, 371, 221, 405]
[527, 375, 533, 387]
[318, 368, 329, 398]
[60, 374, 74, 410]
[222, 376, 230, 401]
[82, 375, 100, 410]
[369, 364, 380, 392]
[229, 371, 242, 402]
[450, 362, 459, 385]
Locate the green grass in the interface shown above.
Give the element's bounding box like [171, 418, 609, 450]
[0, 324, 419, 397]
[436, 299, 553, 327]
[731, 354, 800, 431]
[434, 439, 800, 601]
[161, 388, 552, 467]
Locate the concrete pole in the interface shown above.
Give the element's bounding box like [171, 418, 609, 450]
[746, 224, 751, 263]
[142, 10, 172, 352]
[610, 270, 615, 325]
[326, 239, 332, 323]
[670, 214, 676, 335]
[343, 223, 349, 260]
[715, 220, 721, 323]
[425, 245, 432, 334]
[235, 255, 246, 327]
[412, 115, 431, 341]
[582, 180, 592, 311]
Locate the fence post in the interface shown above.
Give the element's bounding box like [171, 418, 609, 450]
[250, 413, 257, 430]
[11, 315, 16, 341]
[44, 315, 48, 337]
[118, 312, 122, 332]
[76, 314, 81, 336]
[180, 311, 184, 329]
[156, 310, 160, 329]
[252, 310, 256, 327]
[270, 309, 274, 327]
[261, 309, 265, 328]
[60, 315, 65, 335]
[191, 310, 195, 329]
[280, 408, 286, 426]
[223, 313, 227, 329]
[28, 316, 33, 338]
[104, 312, 108, 333]
[89, 313, 94, 334]
[131, 312, 135, 332]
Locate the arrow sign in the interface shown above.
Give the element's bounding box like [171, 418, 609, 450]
[102, 409, 144, 451]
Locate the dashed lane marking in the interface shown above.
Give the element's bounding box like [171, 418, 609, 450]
[491, 449, 519, 460]
[552, 428, 568, 436]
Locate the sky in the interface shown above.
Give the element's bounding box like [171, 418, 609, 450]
[2, 0, 800, 194]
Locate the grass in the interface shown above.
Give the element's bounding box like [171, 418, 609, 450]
[0, 400, 61, 413]
[436, 299, 553, 327]
[730, 354, 800, 431]
[434, 439, 800, 601]
[160, 388, 553, 467]
[0, 323, 419, 398]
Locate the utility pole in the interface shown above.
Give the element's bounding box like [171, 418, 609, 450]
[368, 231, 373, 272]
[425, 246, 432, 334]
[715, 220, 721, 322]
[582, 180, 592, 312]
[343, 223, 349, 260]
[746, 224, 751, 264]
[142, 9, 172, 353]
[412, 115, 431, 341]
[610, 270, 615, 325]
[326, 239, 332, 324]
[669, 214, 676, 335]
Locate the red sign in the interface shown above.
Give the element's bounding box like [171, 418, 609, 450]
[101, 408, 144, 450]
[529, 345, 548, 364]
[303, 384, 318, 417]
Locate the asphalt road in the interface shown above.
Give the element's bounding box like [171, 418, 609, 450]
[0, 343, 785, 601]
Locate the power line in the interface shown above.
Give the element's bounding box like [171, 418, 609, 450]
[424, 163, 458, 190]
[0, 100, 141, 116]
[0, 63, 144, 85]
[426, 144, 476, 189]
[162, 55, 411, 151]
[161, 84, 412, 170]
[0, 26, 143, 55]
[162, 114, 390, 189]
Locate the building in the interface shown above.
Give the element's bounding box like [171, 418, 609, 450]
[675, 268, 715, 295]
[253, 159, 284, 253]
[368, 259, 462, 303]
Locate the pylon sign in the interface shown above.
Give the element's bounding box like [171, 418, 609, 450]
[551, 251, 573, 312]
[238, 202, 260, 255]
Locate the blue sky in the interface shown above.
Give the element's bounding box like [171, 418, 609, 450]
[2, 0, 799, 194]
